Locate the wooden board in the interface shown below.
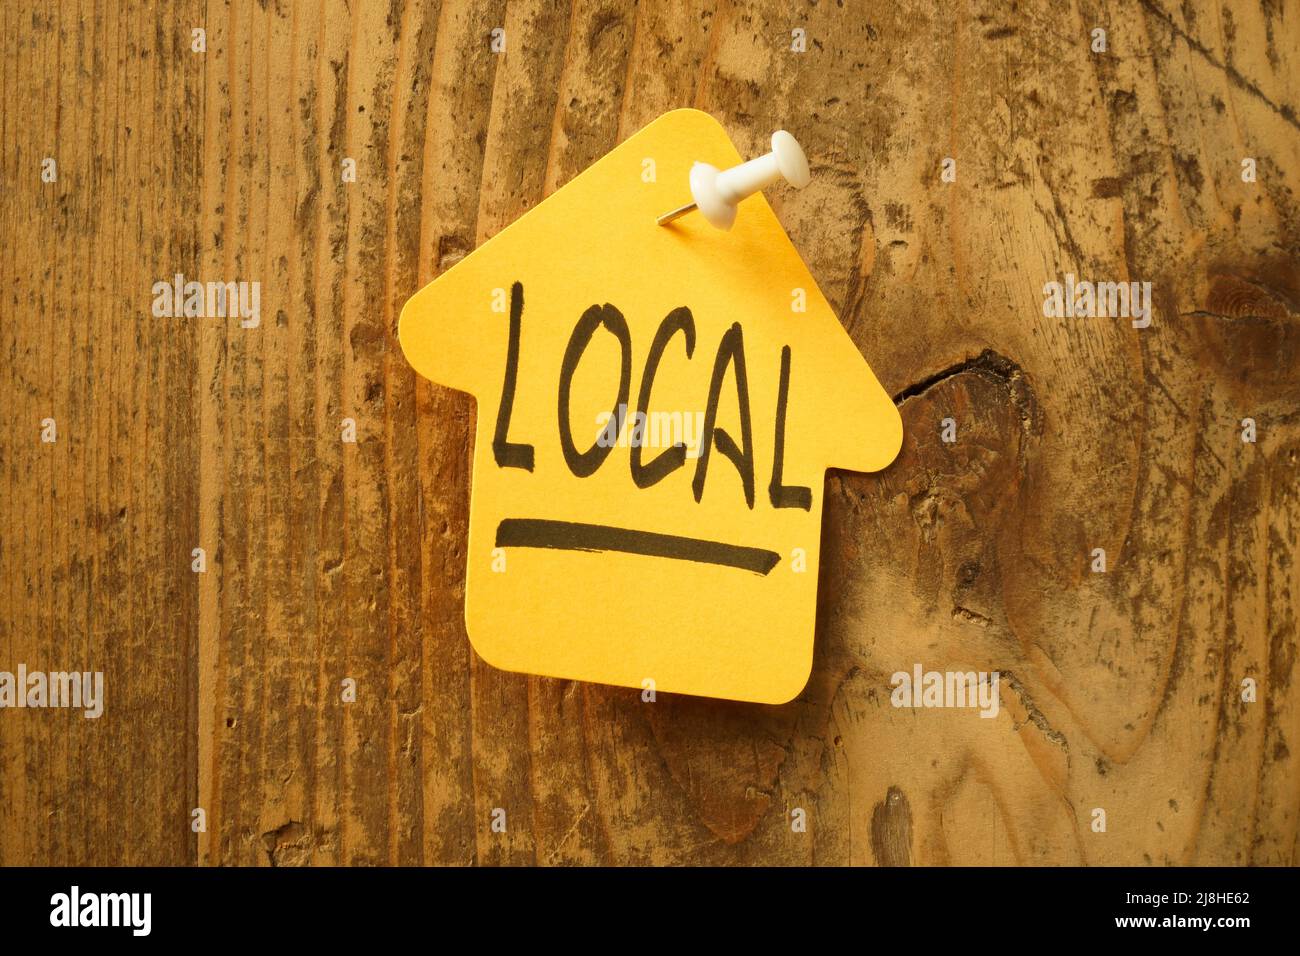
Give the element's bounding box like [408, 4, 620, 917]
[1, 0, 1297, 866]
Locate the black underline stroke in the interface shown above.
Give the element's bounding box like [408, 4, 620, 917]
[495, 518, 780, 575]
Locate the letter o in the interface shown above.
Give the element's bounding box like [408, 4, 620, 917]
[558, 303, 632, 477]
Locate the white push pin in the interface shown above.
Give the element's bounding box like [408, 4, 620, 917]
[657, 130, 811, 229]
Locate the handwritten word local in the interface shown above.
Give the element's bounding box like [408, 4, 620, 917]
[492, 282, 811, 512]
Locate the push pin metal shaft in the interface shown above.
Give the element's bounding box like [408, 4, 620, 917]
[655, 202, 700, 227]
[657, 130, 811, 230]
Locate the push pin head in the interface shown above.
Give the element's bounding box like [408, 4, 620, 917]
[657, 130, 811, 229]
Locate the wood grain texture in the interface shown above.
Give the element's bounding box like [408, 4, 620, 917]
[1, 0, 1297, 865]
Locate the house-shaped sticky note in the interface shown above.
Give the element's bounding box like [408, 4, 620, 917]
[399, 109, 901, 704]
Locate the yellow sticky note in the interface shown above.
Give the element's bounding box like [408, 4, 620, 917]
[399, 109, 901, 704]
